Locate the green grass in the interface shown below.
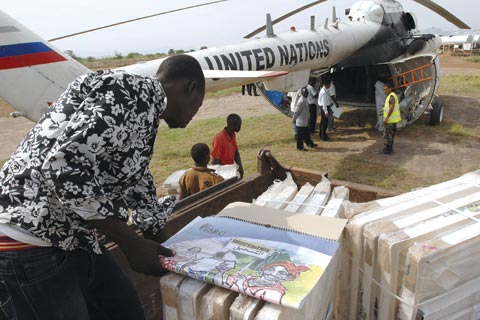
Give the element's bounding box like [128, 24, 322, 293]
[437, 122, 479, 139]
[465, 55, 480, 63]
[151, 111, 427, 194]
[151, 114, 294, 188]
[439, 74, 480, 99]
[206, 87, 241, 99]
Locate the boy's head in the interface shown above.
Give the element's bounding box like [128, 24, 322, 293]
[226, 113, 242, 133]
[191, 143, 211, 167]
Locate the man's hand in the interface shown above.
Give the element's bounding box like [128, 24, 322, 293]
[87, 217, 174, 277]
[238, 165, 244, 179]
[121, 237, 174, 276]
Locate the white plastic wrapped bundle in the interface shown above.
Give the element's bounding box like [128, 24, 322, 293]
[162, 169, 187, 194]
[177, 278, 212, 320]
[229, 295, 264, 320]
[284, 183, 314, 213]
[376, 204, 480, 320]
[208, 164, 239, 180]
[265, 184, 298, 210]
[338, 170, 480, 319]
[321, 186, 349, 218]
[398, 219, 480, 319]
[343, 170, 480, 220]
[400, 275, 480, 320]
[253, 173, 297, 207]
[162, 165, 238, 197]
[298, 177, 331, 215]
[358, 191, 480, 320]
[160, 273, 187, 320]
[199, 286, 237, 320]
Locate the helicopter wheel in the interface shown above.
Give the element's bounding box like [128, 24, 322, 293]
[429, 98, 444, 126]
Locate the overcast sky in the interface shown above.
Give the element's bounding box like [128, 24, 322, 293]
[2, 0, 477, 57]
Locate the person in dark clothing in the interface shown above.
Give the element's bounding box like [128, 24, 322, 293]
[241, 83, 259, 96]
[306, 77, 318, 134]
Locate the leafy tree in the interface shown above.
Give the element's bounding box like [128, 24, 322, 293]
[126, 52, 140, 59]
[168, 48, 175, 55]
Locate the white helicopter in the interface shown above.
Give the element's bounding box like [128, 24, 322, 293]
[0, 0, 470, 126]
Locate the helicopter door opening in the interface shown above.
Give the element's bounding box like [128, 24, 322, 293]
[333, 64, 391, 108]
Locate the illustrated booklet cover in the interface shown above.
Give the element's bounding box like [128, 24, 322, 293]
[161, 202, 347, 309]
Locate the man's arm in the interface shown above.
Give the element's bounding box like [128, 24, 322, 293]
[234, 150, 244, 179]
[87, 217, 173, 276]
[330, 94, 339, 108]
[126, 168, 174, 237]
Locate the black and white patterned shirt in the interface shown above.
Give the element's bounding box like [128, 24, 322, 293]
[0, 70, 175, 254]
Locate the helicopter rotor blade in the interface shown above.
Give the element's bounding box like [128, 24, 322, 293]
[49, 0, 227, 42]
[411, 0, 470, 29]
[244, 0, 328, 39]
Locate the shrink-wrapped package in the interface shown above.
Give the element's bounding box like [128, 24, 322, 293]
[338, 171, 480, 319]
[253, 173, 296, 207]
[322, 185, 349, 218]
[376, 202, 480, 319]
[177, 278, 212, 320]
[199, 286, 237, 320]
[398, 217, 480, 319]
[284, 183, 314, 213]
[359, 190, 480, 319]
[160, 273, 187, 320]
[229, 295, 264, 320]
[298, 177, 331, 215]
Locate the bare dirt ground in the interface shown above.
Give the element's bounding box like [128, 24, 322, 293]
[1, 54, 479, 190]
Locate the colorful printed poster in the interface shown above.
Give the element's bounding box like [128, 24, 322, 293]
[161, 216, 339, 309]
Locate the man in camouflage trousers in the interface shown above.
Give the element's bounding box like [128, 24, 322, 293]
[382, 81, 401, 154]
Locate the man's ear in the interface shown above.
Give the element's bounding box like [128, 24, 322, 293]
[187, 81, 199, 96]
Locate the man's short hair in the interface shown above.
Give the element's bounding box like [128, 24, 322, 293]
[384, 80, 395, 89]
[191, 143, 210, 165]
[323, 78, 331, 86]
[156, 54, 205, 90]
[227, 113, 241, 126]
